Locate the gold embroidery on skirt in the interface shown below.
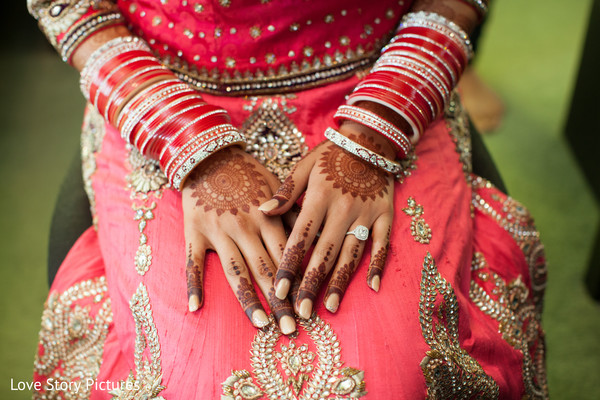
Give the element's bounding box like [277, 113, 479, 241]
[34, 276, 112, 400]
[445, 91, 473, 177]
[470, 176, 547, 311]
[402, 197, 432, 244]
[419, 252, 500, 399]
[125, 147, 168, 276]
[221, 314, 366, 399]
[241, 96, 308, 182]
[470, 253, 549, 399]
[81, 105, 107, 229]
[111, 283, 166, 399]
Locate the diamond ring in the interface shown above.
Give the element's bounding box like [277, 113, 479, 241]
[346, 225, 369, 241]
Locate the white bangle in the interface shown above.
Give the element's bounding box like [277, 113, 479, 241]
[324, 127, 402, 178]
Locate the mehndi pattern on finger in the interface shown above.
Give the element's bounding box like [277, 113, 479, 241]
[186, 245, 204, 307]
[318, 135, 389, 202]
[277, 221, 313, 283]
[189, 149, 268, 216]
[367, 227, 390, 287]
[258, 257, 275, 279]
[326, 244, 360, 300]
[268, 288, 295, 322]
[237, 277, 264, 321]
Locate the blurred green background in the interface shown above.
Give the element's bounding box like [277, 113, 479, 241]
[1, 0, 598, 398]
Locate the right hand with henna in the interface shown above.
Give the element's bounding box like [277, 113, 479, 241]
[181, 146, 297, 334]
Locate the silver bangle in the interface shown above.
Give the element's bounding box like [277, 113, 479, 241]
[324, 127, 402, 177]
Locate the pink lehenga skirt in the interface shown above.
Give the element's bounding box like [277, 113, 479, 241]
[32, 75, 548, 399]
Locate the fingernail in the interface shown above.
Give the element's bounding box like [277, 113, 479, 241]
[188, 295, 200, 312]
[280, 315, 296, 335]
[251, 309, 270, 328]
[275, 279, 291, 300]
[370, 275, 381, 292]
[298, 298, 313, 319]
[258, 198, 279, 212]
[325, 294, 339, 313]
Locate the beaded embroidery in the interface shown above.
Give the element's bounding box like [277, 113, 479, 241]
[125, 147, 168, 276]
[445, 92, 472, 176]
[81, 105, 107, 229]
[402, 197, 432, 244]
[419, 253, 500, 399]
[242, 97, 307, 182]
[470, 253, 549, 399]
[110, 283, 166, 399]
[221, 314, 367, 399]
[33, 276, 113, 400]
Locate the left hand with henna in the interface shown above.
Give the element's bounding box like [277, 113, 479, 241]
[259, 122, 396, 319]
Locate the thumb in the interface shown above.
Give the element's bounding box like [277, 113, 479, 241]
[258, 153, 315, 215]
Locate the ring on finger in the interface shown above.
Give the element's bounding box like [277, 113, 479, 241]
[346, 225, 369, 241]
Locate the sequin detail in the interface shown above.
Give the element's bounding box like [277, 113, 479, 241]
[81, 105, 107, 229]
[402, 197, 432, 244]
[242, 97, 307, 181]
[470, 253, 548, 399]
[445, 91, 472, 176]
[419, 253, 500, 399]
[110, 283, 166, 399]
[221, 314, 367, 399]
[126, 147, 168, 276]
[33, 276, 112, 400]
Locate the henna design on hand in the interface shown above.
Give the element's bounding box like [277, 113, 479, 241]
[268, 287, 295, 322]
[276, 220, 313, 283]
[236, 277, 262, 321]
[258, 257, 274, 279]
[186, 246, 204, 307]
[367, 226, 391, 285]
[273, 175, 295, 207]
[297, 243, 334, 302]
[226, 258, 245, 277]
[188, 149, 268, 216]
[326, 244, 360, 299]
[318, 135, 389, 202]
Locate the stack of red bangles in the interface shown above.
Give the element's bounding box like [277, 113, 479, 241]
[337, 11, 472, 155]
[80, 36, 246, 189]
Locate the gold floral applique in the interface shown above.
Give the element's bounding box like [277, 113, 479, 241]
[222, 314, 366, 399]
[402, 197, 432, 244]
[34, 276, 112, 400]
[81, 105, 107, 229]
[110, 283, 166, 399]
[241, 96, 308, 182]
[126, 147, 168, 276]
[470, 253, 548, 399]
[419, 253, 499, 399]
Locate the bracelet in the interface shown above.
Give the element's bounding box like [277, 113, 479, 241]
[334, 105, 412, 158]
[80, 36, 151, 97]
[399, 12, 473, 61]
[324, 128, 402, 178]
[459, 0, 489, 19]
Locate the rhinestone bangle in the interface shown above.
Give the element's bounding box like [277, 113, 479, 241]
[324, 127, 402, 178]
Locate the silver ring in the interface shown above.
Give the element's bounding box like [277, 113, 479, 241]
[346, 225, 369, 241]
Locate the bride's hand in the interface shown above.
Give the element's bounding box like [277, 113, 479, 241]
[259, 123, 396, 319]
[181, 146, 296, 334]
